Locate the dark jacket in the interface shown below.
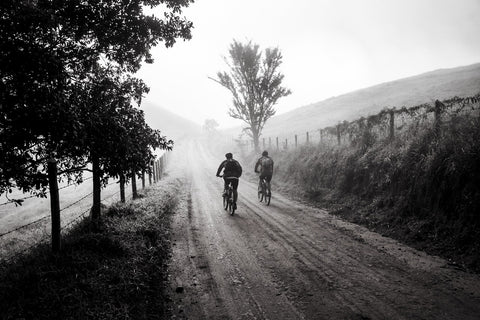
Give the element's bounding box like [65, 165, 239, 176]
[255, 156, 274, 175]
[217, 159, 242, 178]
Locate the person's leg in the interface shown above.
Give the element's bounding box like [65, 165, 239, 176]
[259, 174, 266, 192]
[265, 175, 272, 195]
[232, 179, 239, 204]
[223, 177, 228, 195]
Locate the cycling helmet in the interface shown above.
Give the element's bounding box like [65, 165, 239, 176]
[225, 152, 233, 159]
[262, 150, 268, 156]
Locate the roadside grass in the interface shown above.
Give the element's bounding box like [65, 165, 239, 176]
[245, 114, 480, 273]
[0, 177, 181, 320]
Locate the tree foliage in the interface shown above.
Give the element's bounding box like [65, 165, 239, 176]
[203, 119, 219, 132]
[0, 0, 193, 201]
[212, 40, 291, 150]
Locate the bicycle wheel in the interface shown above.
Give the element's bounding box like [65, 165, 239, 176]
[265, 188, 271, 206]
[258, 184, 264, 202]
[228, 199, 235, 215]
[223, 192, 228, 210]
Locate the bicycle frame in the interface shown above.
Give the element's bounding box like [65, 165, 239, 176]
[258, 176, 271, 205]
[219, 175, 236, 215]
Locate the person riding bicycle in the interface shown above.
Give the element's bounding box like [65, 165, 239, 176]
[216, 152, 242, 209]
[254, 150, 274, 196]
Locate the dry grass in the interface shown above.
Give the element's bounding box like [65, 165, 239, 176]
[0, 177, 181, 320]
[251, 114, 480, 272]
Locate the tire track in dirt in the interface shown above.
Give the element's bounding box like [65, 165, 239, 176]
[239, 193, 404, 319]
[170, 140, 305, 319]
[168, 139, 480, 320]
[239, 185, 480, 319]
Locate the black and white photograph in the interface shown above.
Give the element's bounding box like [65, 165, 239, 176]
[1, 0, 480, 319]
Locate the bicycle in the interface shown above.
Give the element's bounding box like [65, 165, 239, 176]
[219, 176, 236, 215]
[258, 176, 271, 205]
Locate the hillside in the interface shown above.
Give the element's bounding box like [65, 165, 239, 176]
[259, 63, 480, 138]
[141, 101, 202, 142]
[249, 99, 480, 271]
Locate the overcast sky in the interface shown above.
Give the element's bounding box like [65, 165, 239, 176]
[136, 0, 480, 129]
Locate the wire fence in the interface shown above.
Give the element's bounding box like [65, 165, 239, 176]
[237, 95, 480, 152]
[0, 153, 169, 263]
[0, 176, 94, 207]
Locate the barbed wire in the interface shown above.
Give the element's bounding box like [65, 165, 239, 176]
[59, 191, 94, 213]
[0, 157, 170, 264]
[0, 180, 118, 239]
[0, 234, 50, 265]
[58, 176, 93, 191]
[0, 176, 95, 207]
[0, 194, 44, 207]
[239, 95, 480, 151]
[0, 215, 50, 238]
[61, 208, 91, 231]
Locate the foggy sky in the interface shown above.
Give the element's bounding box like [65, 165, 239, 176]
[136, 0, 480, 129]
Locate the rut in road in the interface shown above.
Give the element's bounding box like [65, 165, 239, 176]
[167, 139, 480, 320]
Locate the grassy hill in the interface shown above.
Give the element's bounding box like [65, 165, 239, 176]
[239, 100, 480, 272]
[141, 101, 202, 142]
[260, 62, 480, 138]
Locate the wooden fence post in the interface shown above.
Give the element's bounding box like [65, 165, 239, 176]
[91, 153, 101, 221]
[285, 138, 288, 149]
[160, 157, 164, 179]
[295, 135, 298, 148]
[389, 109, 395, 141]
[319, 129, 323, 144]
[336, 125, 341, 145]
[148, 164, 152, 186]
[47, 159, 61, 253]
[306, 132, 309, 144]
[434, 100, 443, 132]
[152, 161, 156, 183]
[276, 137, 279, 150]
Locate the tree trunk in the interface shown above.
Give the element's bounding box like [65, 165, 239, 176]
[119, 173, 126, 203]
[47, 159, 61, 253]
[91, 153, 101, 221]
[131, 168, 138, 199]
[251, 127, 260, 152]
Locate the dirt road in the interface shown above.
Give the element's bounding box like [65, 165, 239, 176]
[168, 140, 480, 320]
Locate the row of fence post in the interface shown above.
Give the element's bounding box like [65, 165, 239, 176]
[46, 152, 169, 254]
[244, 99, 452, 151]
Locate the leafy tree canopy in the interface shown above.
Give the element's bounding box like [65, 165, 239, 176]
[0, 0, 193, 198]
[203, 119, 219, 132]
[211, 40, 291, 150]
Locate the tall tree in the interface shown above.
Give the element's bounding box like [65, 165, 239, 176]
[72, 63, 172, 218]
[211, 40, 291, 151]
[203, 119, 219, 132]
[0, 0, 193, 201]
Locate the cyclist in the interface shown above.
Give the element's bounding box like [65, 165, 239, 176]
[254, 150, 274, 196]
[216, 152, 242, 209]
